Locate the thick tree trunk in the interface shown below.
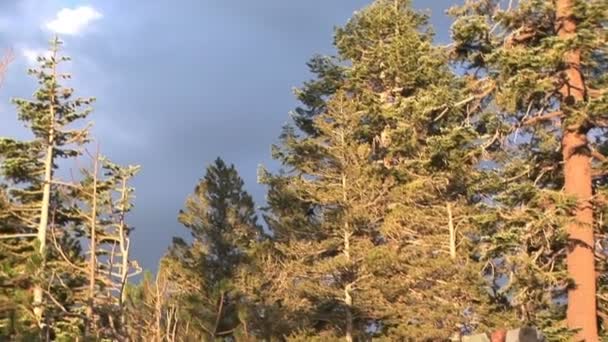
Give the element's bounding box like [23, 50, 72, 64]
[556, 0, 598, 340]
[563, 132, 596, 340]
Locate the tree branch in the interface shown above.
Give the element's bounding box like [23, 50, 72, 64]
[0, 233, 37, 240]
[521, 111, 563, 126]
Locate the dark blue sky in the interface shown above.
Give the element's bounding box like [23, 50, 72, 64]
[0, 0, 457, 271]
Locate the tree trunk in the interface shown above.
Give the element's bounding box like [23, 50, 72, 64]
[34, 50, 58, 333]
[118, 177, 131, 326]
[86, 152, 100, 336]
[341, 170, 353, 342]
[34, 141, 52, 330]
[343, 228, 353, 342]
[556, 0, 598, 340]
[213, 291, 225, 339]
[447, 203, 456, 260]
[344, 283, 353, 342]
[155, 275, 163, 342]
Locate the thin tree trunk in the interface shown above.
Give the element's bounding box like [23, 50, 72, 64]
[341, 169, 353, 342]
[166, 306, 175, 342]
[556, 0, 598, 340]
[86, 151, 100, 335]
[344, 226, 353, 342]
[344, 282, 353, 342]
[447, 203, 456, 260]
[34, 122, 53, 332]
[171, 308, 178, 342]
[108, 242, 117, 299]
[155, 274, 163, 342]
[34, 46, 58, 334]
[118, 177, 131, 323]
[213, 291, 225, 338]
[241, 319, 249, 341]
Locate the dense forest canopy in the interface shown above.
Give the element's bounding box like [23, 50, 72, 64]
[0, 0, 607, 341]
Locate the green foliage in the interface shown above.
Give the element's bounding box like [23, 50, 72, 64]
[163, 158, 263, 340]
[0, 37, 142, 341]
[258, 1, 520, 340]
[0, 1, 605, 340]
[450, 0, 608, 339]
[293, 55, 347, 136]
[0, 36, 95, 340]
[264, 90, 394, 339]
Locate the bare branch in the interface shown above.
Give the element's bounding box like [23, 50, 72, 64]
[521, 111, 563, 126]
[0, 233, 37, 240]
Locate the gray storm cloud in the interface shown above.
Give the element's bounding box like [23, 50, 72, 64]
[0, 0, 453, 272]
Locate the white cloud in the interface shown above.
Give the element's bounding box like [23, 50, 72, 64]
[44, 6, 102, 35]
[21, 47, 52, 65]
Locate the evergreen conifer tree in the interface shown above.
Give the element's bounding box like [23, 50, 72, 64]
[449, 0, 607, 340]
[0, 36, 94, 339]
[164, 158, 263, 340]
[261, 90, 396, 341]
[261, 1, 519, 340]
[51, 152, 142, 339]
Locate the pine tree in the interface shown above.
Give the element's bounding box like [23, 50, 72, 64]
[0, 183, 37, 338]
[163, 157, 263, 340]
[124, 269, 178, 341]
[449, 0, 607, 340]
[50, 151, 142, 340]
[261, 90, 398, 341]
[292, 55, 347, 136]
[335, 0, 523, 338]
[95, 158, 142, 337]
[0, 36, 94, 339]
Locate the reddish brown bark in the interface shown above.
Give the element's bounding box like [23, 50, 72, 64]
[490, 330, 506, 342]
[556, 0, 598, 340]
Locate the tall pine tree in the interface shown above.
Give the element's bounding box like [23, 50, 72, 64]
[261, 1, 508, 339]
[334, 0, 522, 338]
[449, 0, 607, 340]
[164, 158, 263, 340]
[0, 37, 94, 339]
